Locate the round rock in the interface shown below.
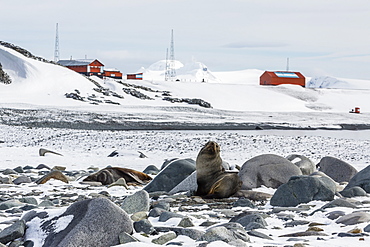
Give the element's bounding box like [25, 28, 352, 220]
[239, 154, 302, 190]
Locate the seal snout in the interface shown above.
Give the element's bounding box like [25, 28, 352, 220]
[202, 141, 219, 155]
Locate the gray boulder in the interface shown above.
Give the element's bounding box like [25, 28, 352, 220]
[270, 175, 336, 207]
[345, 165, 370, 193]
[198, 222, 250, 246]
[0, 220, 26, 244]
[22, 197, 133, 247]
[239, 154, 302, 190]
[120, 190, 150, 214]
[340, 186, 367, 198]
[286, 154, 315, 175]
[142, 165, 160, 175]
[230, 213, 267, 231]
[318, 156, 357, 183]
[143, 158, 195, 193]
[159, 211, 184, 222]
[13, 176, 32, 185]
[133, 219, 156, 234]
[169, 171, 197, 195]
[336, 212, 370, 225]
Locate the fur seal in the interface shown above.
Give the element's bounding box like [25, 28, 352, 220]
[195, 141, 242, 198]
[83, 167, 152, 186]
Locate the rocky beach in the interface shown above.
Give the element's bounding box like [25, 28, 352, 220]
[1, 123, 370, 246]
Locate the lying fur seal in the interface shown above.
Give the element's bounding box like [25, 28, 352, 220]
[195, 141, 242, 198]
[83, 167, 152, 186]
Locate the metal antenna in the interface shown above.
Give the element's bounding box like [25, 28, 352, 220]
[54, 23, 60, 62]
[165, 48, 169, 81]
[286, 57, 289, 71]
[168, 29, 176, 81]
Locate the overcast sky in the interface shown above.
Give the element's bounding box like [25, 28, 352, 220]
[2, 0, 370, 79]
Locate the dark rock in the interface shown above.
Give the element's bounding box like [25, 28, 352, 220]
[35, 164, 50, 170]
[239, 154, 302, 190]
[232, 198, 256, 208]
[38, 200, 54, 207]
[0, 220, 25, 244]
[270, 175, 336, 207]
[284, 220, 310, 227]
[178, 217, 194, 228]
[364, 223, 370, 232]
[152, 232, 177, 245]
[318, 156, 357, 183]
[198, 222, 250, 246]
[152, 200, 171, 211]
[133, 219, 156, 234]
[13, 176, 32, 185]
[23, 165, 35, 170]
[22, 197, 133, 247]
[20, 204, 38, 211]
[19, 197, 38, 205]
[0, 62, 12, 84]
[107, 150, 119, 157]
[119, 232, 139, 244]
[0, 200, 23, 210]
[279, 231, 328, 237]
[13, 166, 24, 173]
[340, 186, 367, 198]
[143, 165, 160, 175]
[247, 230, 273, 240]
[345, 165, 370, 193]
[120, 190, 149, 214]
[169, 171, 197, 195]
[0, 177, 12, 184]
[155, 226, 203, 240]
[149, 207, 167, 217]
[286, 154, 316, 175]
[336, 212, 370, 225]
[159, 211, 184, 222]
[321, 198, 359, 210]
[338, 232, 369, 237]
[231, 213, 267, 231]
[2, 169, 17, 175]
[144, 158, 195, 193]
[326, 211, 346, 220]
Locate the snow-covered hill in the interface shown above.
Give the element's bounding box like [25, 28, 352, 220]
[1, 42, 369, 115]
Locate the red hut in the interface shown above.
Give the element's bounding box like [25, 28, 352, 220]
[260, 71, 305, 87]
[127, 73, 143, 80]
[103, 68, 123, 79]
[58, 59, 104, 77]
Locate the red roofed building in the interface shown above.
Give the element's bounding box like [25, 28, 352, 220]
[58, 59, 104, 77]
[260, 71, 305, 87]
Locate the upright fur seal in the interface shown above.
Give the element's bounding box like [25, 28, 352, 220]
[83, 167, 152, 186]
[195, 141, 242, 198]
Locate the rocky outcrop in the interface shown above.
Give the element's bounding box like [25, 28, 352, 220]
[163, 97, 212, 108]
[0, 62, 11, 84]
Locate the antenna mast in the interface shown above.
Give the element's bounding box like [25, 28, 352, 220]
[286, 57, 289, 71]
[54, 23, 60, 62]
[165, 48, 169, 81]
[165, 29, 176, 81]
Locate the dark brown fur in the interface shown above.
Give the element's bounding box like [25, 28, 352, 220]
[195, 141, 242, 198]
[83, 167, 152, 185]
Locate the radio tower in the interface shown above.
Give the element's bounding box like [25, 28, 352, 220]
[54, 23, 60, 62]
[165, 29, 176, 81]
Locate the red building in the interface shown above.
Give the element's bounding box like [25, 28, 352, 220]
[58, 59, 104, 77]
[103, 68, 123, 79]
[58, 59, 123, 79]
[260, 71, 305, 87]
[127, 73, 143, 80]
